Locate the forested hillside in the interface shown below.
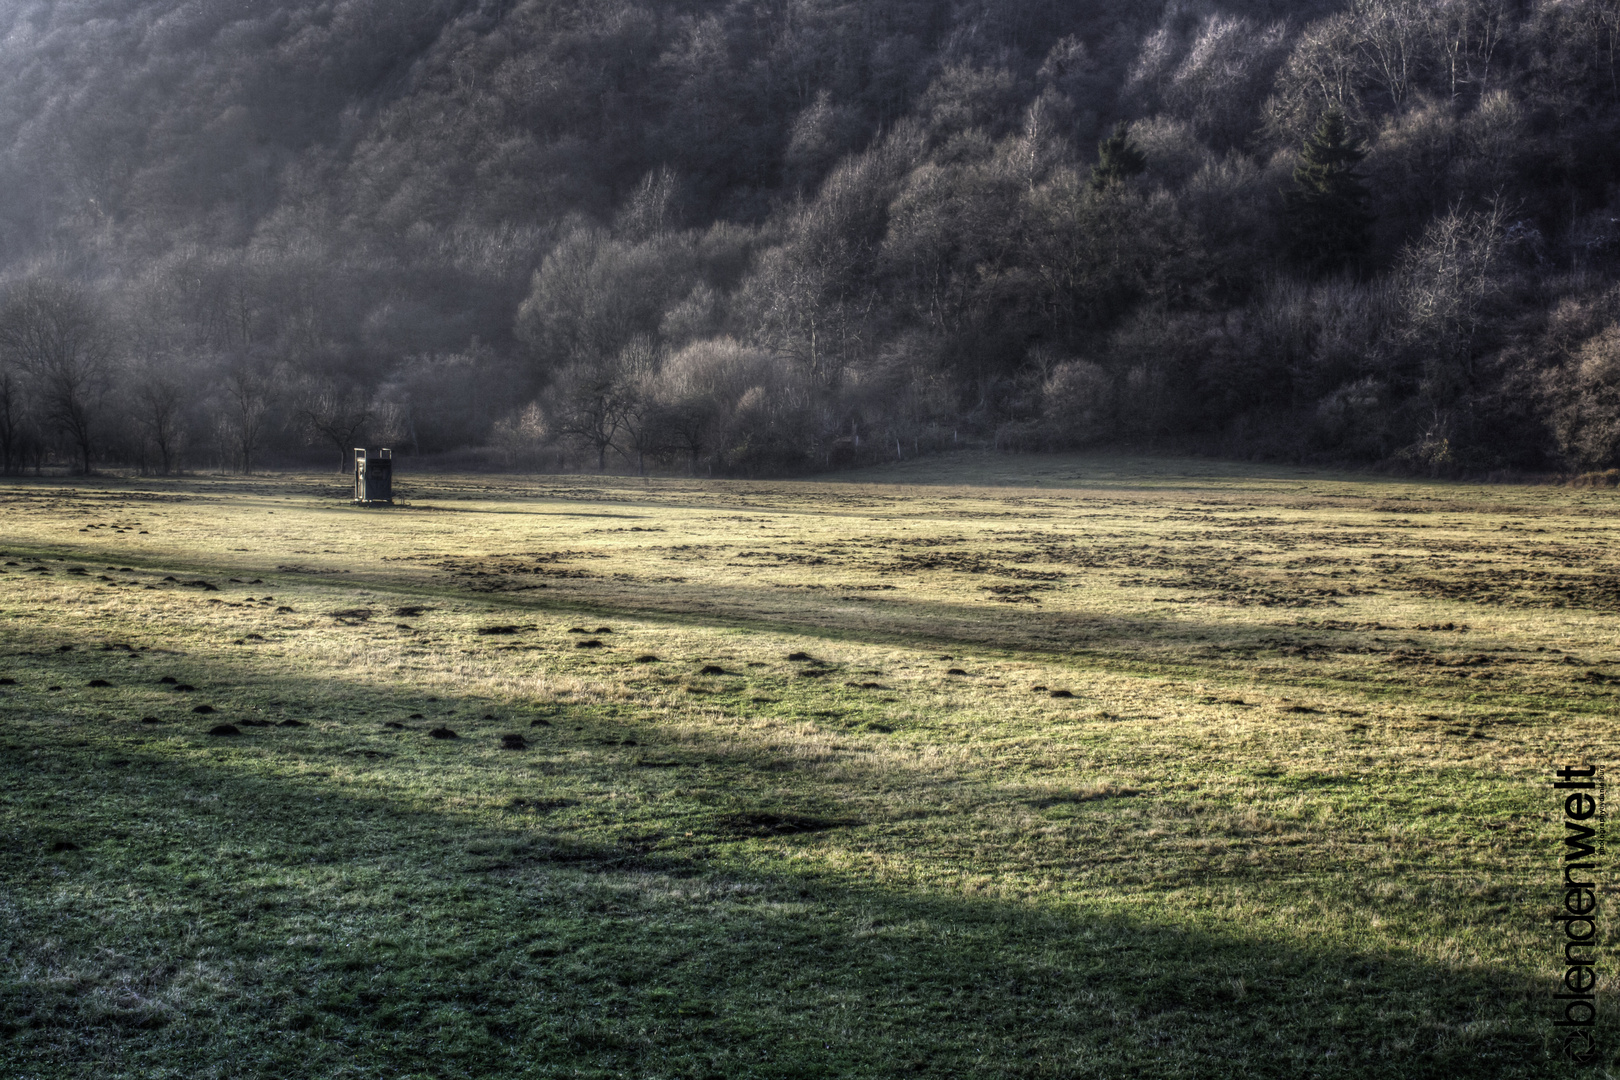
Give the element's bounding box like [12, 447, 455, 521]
[2, 0, 1619, 475]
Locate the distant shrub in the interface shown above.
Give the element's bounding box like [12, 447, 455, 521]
[1041, 360, 1116, 447]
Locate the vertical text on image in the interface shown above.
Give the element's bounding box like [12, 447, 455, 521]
[1554, 764, 1603, 1066]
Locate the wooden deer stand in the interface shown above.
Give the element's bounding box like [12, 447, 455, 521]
[353, 447, 393, 505]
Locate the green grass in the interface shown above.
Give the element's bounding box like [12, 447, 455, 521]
[0, 451, 1614, 1077]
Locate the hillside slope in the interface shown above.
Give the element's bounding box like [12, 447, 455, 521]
[0, 0, 1616, 474]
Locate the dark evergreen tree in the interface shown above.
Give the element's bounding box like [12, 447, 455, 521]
[1088, 122, 1147, 191]
[1284, 109, 1374, 277]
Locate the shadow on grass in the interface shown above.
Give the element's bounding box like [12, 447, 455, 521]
[273, 563, 1399, 663]
[0, 671, 1569, 1080]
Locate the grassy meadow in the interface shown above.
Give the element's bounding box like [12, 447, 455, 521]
[1, 451, 1615, 1078]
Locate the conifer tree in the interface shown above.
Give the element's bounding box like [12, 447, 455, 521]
[1284, 109, 1374, 276]
[1088, 121, 1146, 191]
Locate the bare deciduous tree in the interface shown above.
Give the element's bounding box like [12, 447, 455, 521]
[1263, 14, 1370, 144]
[547, 364, 628, 472]
[131, 360, 186, 474]
[1428, 0, 1509, 100]
[1398, 199, 1510, 464]
[221, 361, 280, 474]
[0, 362, 30, 474]
[491, 402, 548, 469]
[297, 377, 372, 471]
[1354, 0, 1429, 110]
[610, 337, 665, 475]
[0, 279, 114, 474]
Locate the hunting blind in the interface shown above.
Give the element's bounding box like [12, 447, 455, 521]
[354, 447, 393, 505]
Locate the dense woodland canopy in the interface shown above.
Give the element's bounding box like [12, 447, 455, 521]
[2, 0, 1620, 475]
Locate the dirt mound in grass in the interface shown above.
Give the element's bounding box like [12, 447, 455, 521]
[715, 811, 855, 837]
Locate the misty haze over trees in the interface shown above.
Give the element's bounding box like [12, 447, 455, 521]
[1, 0, 1619, 476]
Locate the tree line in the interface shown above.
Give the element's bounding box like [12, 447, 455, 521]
[2, 0, 1620, 476]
